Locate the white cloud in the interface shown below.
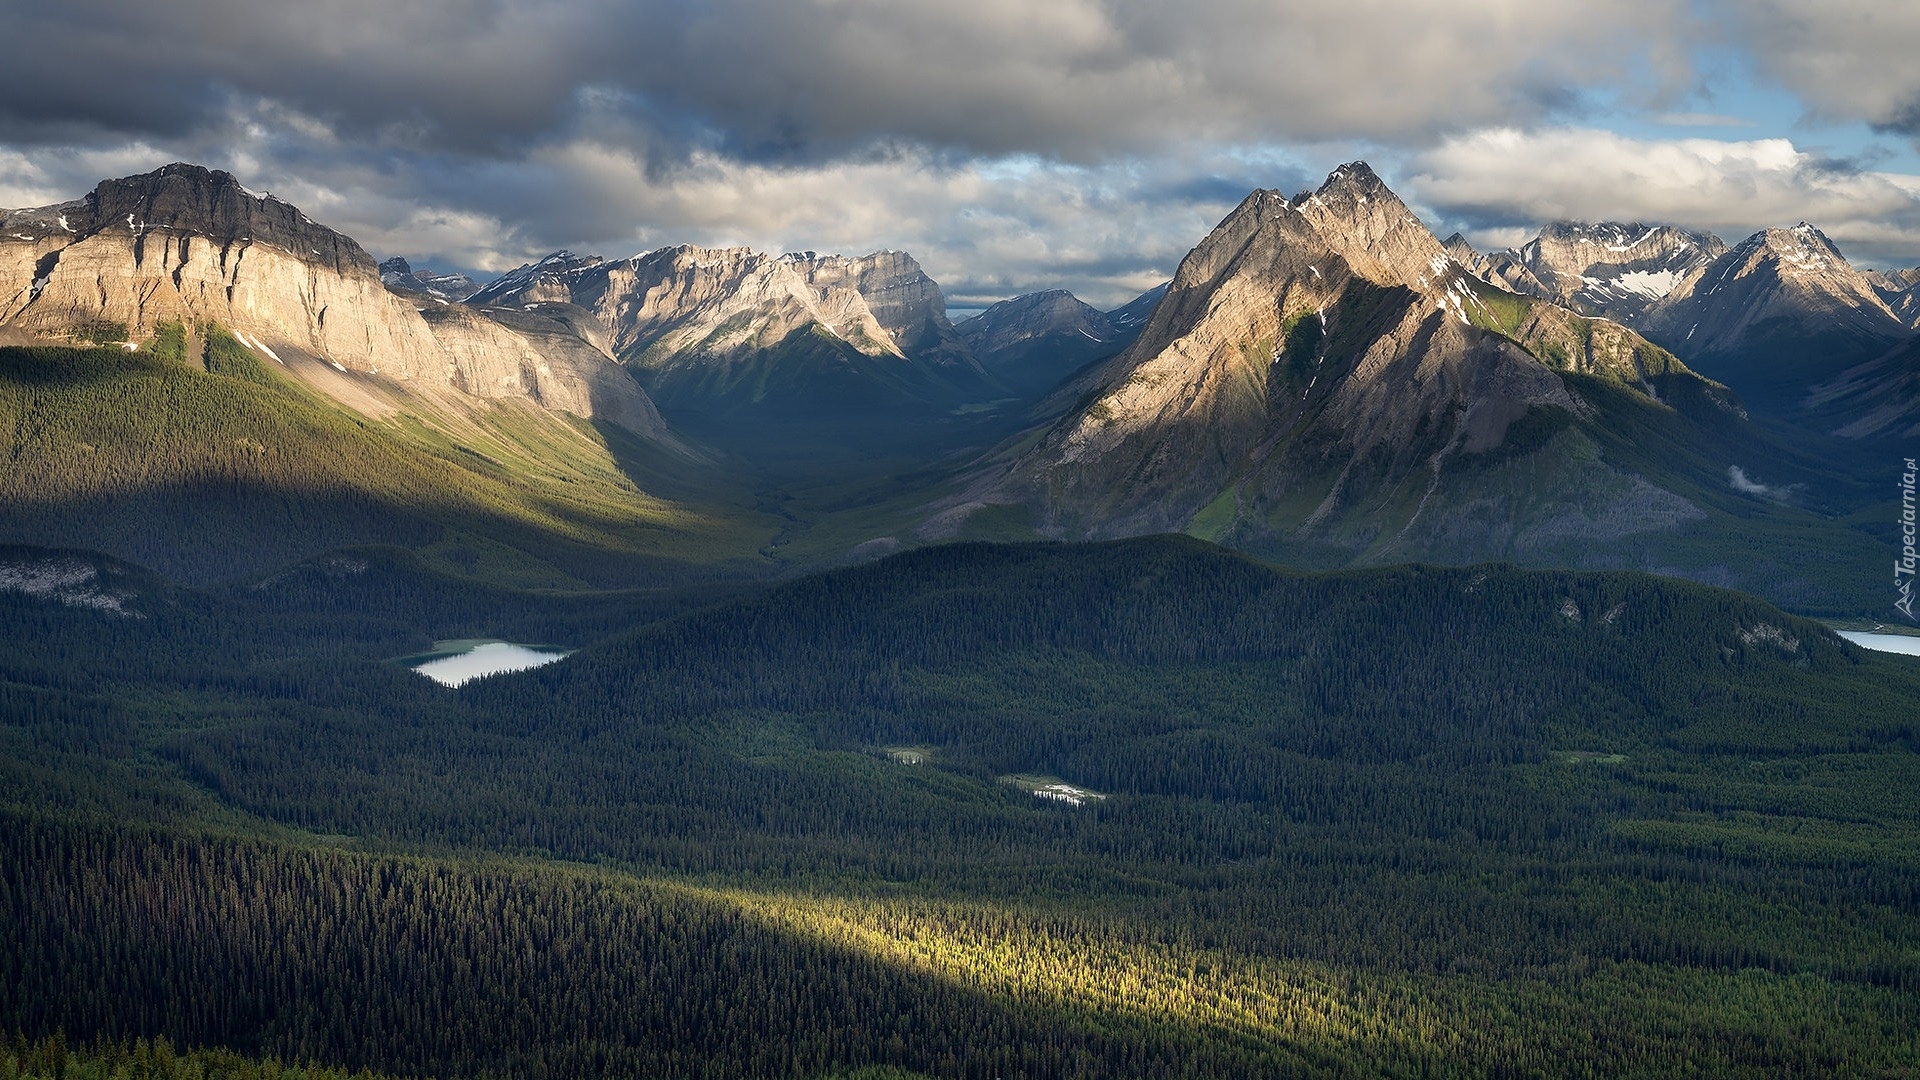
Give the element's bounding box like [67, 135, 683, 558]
[1728, 466, 1795, 502]
[511, 142, 1263, 307]
[1407, 127, 1920, 265]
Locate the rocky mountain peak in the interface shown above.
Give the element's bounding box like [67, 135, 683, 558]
[380, 257, 482, 302]
[464, 239, 1002, 412]
[1288, 162, 1451, 288]
[927, 164, 1734, 574]
[1745, 223, 1848, 272]
[0, 163, 670, 439]
[798, 248, 970, 364]
[75, 163, 373, 278]
[955, 289, 1112, 354]
[1637, 222, 1911, 414]
[955, 289, 1125, 397]
[1308, 161, 1393, 202]
[467, 249, 607, 306]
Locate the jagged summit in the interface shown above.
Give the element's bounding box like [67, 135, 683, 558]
[1441, 233, 1479, 264]
[467, 249, 607, 306]
[1466, 221, 1725, 323]
[0, 162, 372, 279]
[1285, 162, 1454, 288]
[1739, 222, 1847, 271]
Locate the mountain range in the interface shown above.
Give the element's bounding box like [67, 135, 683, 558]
[0, 160, 1912, 611]
[1457, 216, 1920, 425]
[5, 161, 1920, 1078]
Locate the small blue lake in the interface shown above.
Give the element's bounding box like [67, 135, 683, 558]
[403, 640, 572, 687]
[1837, 631, 1920, 657]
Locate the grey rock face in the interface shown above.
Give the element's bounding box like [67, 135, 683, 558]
[800, 250, 986, 383]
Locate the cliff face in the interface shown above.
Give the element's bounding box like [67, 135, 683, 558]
[927, 164, 1730, 567]
[418, 302, 669, 439]
[801, 250, 984, 380]
[0, 164, 665, 437]
[0, 165, 441, 380]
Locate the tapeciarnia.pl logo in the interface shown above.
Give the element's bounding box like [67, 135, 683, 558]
[1898, 457, 1917, 620]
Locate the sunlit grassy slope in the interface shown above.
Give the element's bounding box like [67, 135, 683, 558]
[0, 328, 775, 586]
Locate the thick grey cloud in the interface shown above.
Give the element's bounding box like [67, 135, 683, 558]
[3, 0, 1920, 303]
[0, 0, 1690, 159]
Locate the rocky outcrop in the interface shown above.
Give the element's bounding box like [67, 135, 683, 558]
[0, 164, 666, 437]
[957, 290, 1129, 397]
[927, 163, 1729, 567]
[1466, 222, 1725, 324]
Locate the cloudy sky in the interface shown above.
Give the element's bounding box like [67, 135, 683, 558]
[5, 0, 1920, 308]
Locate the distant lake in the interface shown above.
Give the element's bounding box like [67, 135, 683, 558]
[1838, 631, 1920, 657]
[404, 640, 572, 687]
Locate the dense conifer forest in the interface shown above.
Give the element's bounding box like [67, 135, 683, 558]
[3, 530, 1918, 1076]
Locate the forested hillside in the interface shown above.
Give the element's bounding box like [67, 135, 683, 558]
[3, 537, 1917, 1075]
